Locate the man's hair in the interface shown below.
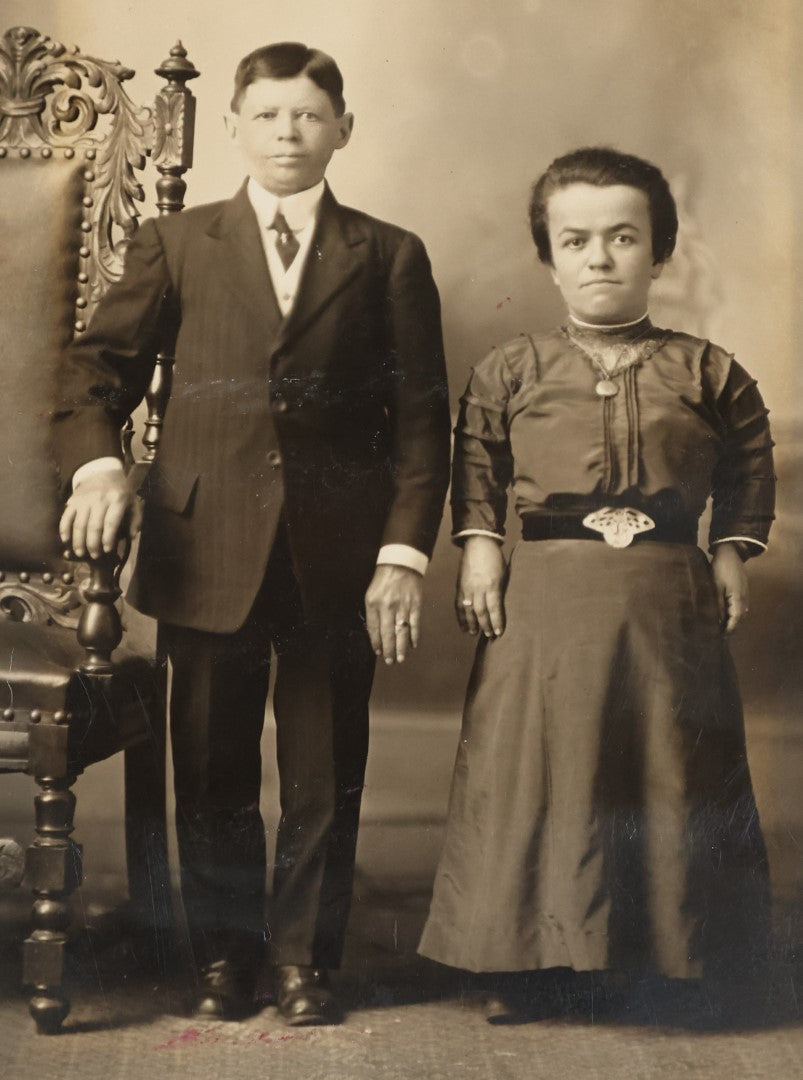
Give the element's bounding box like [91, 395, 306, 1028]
[231, 42, 346, 116]
[529, 147, 678, 265]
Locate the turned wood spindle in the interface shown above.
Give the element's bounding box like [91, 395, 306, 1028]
[142, 41, 200, 460]
[152, 41, 199, 216]
[75, 551, 123, 675]
[23, 772, 81, 1034]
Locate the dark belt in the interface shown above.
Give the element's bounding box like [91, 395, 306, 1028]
[521, 512, 697, 545]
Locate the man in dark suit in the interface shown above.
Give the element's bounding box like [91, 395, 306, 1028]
[54, 42, 450, 1026]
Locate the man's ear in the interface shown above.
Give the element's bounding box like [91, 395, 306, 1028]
[223, 112, 239, 143]
[335, 112, 354, 150]
[650, 260, 665, 281]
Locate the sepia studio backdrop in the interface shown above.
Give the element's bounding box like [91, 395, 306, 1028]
[2, 0, 800, 930]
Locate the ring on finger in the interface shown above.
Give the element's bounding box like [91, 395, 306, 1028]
[461, 599, 473, 608]
[395, 619, 410, 629]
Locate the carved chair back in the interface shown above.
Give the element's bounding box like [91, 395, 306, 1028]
[0, 25, 196, 636]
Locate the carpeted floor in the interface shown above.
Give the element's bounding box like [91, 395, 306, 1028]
[3, 985, 802, 1080]
[0, 885, 800, 1080]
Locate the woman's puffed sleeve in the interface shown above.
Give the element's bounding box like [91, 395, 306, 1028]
[707, 352, 775, 555]
[451, 346, 516, 540]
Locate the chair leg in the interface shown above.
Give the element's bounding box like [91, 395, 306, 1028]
[124, 674, 174, 974]
[23, 774, 82, 1034]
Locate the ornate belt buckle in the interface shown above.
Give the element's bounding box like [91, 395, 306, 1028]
[582, 507, 655, 548]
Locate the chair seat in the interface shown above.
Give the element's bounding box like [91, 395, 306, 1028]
[0, 619, 164, 774]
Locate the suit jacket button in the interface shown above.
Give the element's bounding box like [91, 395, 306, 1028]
[267, 450, 282, 468]
[274, 400, 288, 413]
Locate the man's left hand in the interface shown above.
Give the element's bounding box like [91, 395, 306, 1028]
[365, 565, 423, 664]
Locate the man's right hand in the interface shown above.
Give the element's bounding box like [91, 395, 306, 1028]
[59, 471, 137, 559]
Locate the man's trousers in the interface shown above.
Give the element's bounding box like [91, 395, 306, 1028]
[160, 530, 376, 971]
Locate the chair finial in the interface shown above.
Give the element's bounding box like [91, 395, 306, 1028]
[155, 41, 199, 84]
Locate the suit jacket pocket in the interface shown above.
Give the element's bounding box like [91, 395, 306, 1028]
[140, 463, 199, 515]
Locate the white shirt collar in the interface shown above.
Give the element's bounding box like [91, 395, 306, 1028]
[246, 177, 325, 232]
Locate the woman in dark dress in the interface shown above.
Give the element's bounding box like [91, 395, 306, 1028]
[419, 148, 774, 1017]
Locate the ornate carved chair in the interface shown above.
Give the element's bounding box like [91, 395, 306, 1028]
[0, 26, 198, 1033]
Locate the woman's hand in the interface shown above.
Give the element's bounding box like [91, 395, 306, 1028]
[456, 535, 507, 638]
[711, 542, 749, 634]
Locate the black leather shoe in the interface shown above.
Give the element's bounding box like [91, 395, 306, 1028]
[484, 990, 527, 1025]
[193, 958, 254, 1020]
[273, 964, 342, 1026]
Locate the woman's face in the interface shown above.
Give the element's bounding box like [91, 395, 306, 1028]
[546, 183, 665, 325]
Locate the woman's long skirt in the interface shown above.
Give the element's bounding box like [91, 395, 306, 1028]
[419, 540, 770, 978]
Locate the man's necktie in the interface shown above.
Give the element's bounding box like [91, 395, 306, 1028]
[270, 210, 300, 271]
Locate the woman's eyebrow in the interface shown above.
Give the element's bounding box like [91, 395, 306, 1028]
[557, 221, 642, 236]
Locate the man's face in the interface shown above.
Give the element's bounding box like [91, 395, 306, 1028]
[226, 75, 353, 197]
[546, 183, 664, 325]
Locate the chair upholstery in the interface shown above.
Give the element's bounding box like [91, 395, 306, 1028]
[0, 159, 84, 565]
[0, 25, 198, 1033]
[0, 621, 163, 763]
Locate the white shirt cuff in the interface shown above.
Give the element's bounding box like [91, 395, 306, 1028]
[376, 544, 429, 576]
[73, 456, 124, 491]
[711, 536, 768, 553]
[452, 529, 505, 544]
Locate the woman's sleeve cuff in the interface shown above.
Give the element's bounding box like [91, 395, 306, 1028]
[710, 536, 768, 561]
[452, 529, 505, 545]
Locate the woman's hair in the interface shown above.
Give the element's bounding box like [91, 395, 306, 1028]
[231, 42, 346, 116]
[529, 147, 678, 265]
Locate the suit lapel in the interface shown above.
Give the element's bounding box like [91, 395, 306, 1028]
[274, 185, 367, 353]
[206, 184, 282, 340]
